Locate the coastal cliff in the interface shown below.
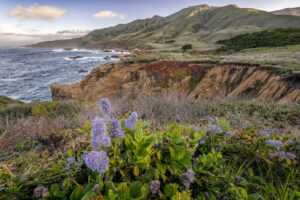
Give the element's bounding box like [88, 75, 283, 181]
[51, 61, 300, 103]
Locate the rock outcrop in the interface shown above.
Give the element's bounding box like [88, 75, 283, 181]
[51, 61, 300, 103]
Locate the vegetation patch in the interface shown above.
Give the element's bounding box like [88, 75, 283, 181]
[1, 98, 298, 199]
[216, 28, 300, 52]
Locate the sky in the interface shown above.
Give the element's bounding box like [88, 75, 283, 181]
[0, 0, 299, 47]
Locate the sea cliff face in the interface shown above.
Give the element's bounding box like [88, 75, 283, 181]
[51, 61, 300, 103]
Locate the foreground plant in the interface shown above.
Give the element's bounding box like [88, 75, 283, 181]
[0, 98, 299, 200]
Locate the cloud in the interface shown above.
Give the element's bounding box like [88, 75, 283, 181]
[57, 29, 90, 35]
[0, 24, 87, 47]
[7, 4, 67, 21]
[93, 11, 125, 19]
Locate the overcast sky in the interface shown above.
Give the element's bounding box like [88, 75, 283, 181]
[0, 0, 299, 47]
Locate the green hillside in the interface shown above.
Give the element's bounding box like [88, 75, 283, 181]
[216, 27, 300, 51]
[29, 4, 300, 50]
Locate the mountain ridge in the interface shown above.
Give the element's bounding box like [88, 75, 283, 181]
[28, 4, 300, 50]
[272, 7, 300, 16]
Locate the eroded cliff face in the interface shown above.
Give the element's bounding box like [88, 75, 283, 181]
[51, 61, 300, 103]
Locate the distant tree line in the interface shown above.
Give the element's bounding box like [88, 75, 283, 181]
[216, 27, 300, 52]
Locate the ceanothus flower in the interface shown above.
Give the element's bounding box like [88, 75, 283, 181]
[212, 125, 223, 134]
[265, 140, 282, 148]
[65, 157, 75, 170]
[206, 116, 215, 124]
[182, 168, 195, 187]
[226, 131, 235, 137]
[260, 129, 272, 137]
[268, 152, 276, 158]
[100, 98, 113, 116]
[286, 153, 296, 160]
[90, 117, 111, 149]
[110, 118, 125, 139]
[124, 112, 138, 130]
[199, 140, 205, 144]
[34, 186, 48, 198]
[147, 180, 160, 194]
[279, 151, 286, 160]
[85, 151, 109, 173]
[192, 125, 198, 133]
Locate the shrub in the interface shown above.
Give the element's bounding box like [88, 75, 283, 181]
[181, 44, 193, 51]
[165, 40, 175, 43]
[216, 27, 300, 52]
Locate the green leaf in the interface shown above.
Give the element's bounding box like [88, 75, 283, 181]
[118, 182, 128, 195]
[164, 184, 178, 198]
[134, 128, 143, 143]
[170, 146, 186, 160]
[248, 193, 260, 200]
[144, 168, 156, 181]
[129, 181, 142, 198]
[69, 185, 83, 200]
[49, 184, 65, 198]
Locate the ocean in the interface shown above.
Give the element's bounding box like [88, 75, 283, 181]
[0, 48, 123, 102]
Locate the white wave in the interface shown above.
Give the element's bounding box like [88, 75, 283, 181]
[52, 48, 64, 52]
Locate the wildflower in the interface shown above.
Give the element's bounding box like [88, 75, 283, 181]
[93, 184, 100, 193]
[176, 115, 181, 123]
[260, 129, 272, 137]
[124, 112, 138, 130]
[77, 152, 88, 167]
[226, 131, 235, 137]
[268, 152, 276, 158]
[91, 117, 111, 149]
[182, 168, 195, 187]
[192, 125, 198, 133]
[110, 118, 125, 139]
[100, 98, 113, 116]
[85, 151, 110, 173]
[216, 145, 222, 148]
[265, 140, 282, 148]
[153, 142, 163, 149]
[199, 140, 205, 144]
[212, 125, 222, 134]
[34, 186, 48, 198]
[147, 180, 160, 194]
[279, 151, 286, 160]
[286, 153, 296, 160]
[185, 136, 191, 142]
[166, 138, 171, 143]
[234, 176, 241, 184]
[275, 141, 283, 147]
[65, 157, 75, 170]
[193, 158, 199, 164]
[206, 116, 215, 124]
[286, 140, 293, 144]
[241, 122, 247, 129]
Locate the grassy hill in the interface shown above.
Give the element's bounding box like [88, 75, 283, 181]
[29, 4, 300, 50]
[272, 7, 300, 16]
[216, 27, 300, 51]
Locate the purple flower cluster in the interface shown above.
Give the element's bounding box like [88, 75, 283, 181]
[279, 151, 286, 159]
[260, 129, 272, 137]
[110, 118, 125, 139]
[65, 157, 75, 170]
[192, 125, 198, 133]
[212, 125, 223, 134]
[226, 131, 235, 137]
[268, 152, 276, 158]
[85, 151, 110, 173]
[100, 98, 113, 116]
[91, 117, 111, 149]
[286, 153, 296, 159]
[182, 168, 195, 187]
[206, 116, 215, 124]
[147, 180, 160, 194]
[34, 186, 48, 198]
[199, 140, 206, 144]
[265, 140, 282, 148]
[124, 112, 138, 130]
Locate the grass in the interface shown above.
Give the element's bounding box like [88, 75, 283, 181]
[0, 97, 299, 199]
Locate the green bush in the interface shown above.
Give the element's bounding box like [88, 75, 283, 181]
[216, 27, 300, 52]
[181, 44, 193, 51]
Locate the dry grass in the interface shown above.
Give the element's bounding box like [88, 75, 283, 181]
[1, 94, 299, 151]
